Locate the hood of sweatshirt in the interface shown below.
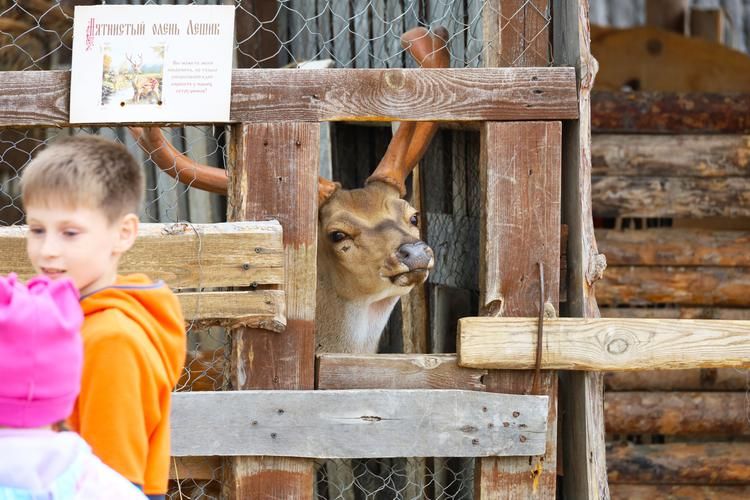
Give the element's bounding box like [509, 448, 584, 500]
[80, 274, 186, 387]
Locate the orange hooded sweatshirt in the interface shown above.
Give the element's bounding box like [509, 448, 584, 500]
[66, 274, 186, 495]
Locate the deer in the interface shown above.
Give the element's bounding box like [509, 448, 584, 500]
[130, 26, 449, 355]
[126, 53, 161, 104]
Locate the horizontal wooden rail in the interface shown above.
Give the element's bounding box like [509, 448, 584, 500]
[591, 91, 750, 134]
[596, 229, 750, 267]
[607, 442, 750, 484]
[609, 485, 750, 500]
[0, 67, 578, 127]
[604, 392, 750, 435]
[180, 290, 285, 332]
[458, 317, 750, 370]
[170, 390, 548, 458]
[604, 368, 749, 391]
[601, 307, 750, 320]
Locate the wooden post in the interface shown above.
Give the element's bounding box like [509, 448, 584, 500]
[223, 123, 320, 498]
[645, 0, 689, 34]
[553, 0, 610, 498]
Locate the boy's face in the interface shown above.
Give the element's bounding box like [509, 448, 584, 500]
[25, 203, 138, 296]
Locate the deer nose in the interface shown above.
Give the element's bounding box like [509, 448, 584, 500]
[397, 241, 433, 270]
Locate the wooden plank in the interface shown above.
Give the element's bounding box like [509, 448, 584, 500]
[179, 290, 285, 332]
[499, 0, 550, 67]
[591, 134, 750, 177]
[607, 442, 750, 484]
[604, 391, 750, 435]
[235, 0, 282, 68]
[601, 306, 750, 320]
[690, 8, 725, 44]
[0, 68, 579, 127]
[171, 390, 549, 458]
[458, 317, 750, 370]
[316, 354, 486, 390]
[170, 456, 221, 481]
[591, 91, 750, 134]
[478, 120, 560, 499]
[596, 228, 750, 266]
[610, 484, 750, 500]
[0, 222, 284, 288]
[604, 368, 750, 391]
[597, 266, 750, 307]
[223, 123, 319, 498]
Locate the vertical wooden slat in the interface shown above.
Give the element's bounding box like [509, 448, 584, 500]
[223, 122, 319, 499]
[477, 1, 557, 498]
[235, 0, 282, 68]
[477, 121, 561, 500]
[553, 0, 610, 498]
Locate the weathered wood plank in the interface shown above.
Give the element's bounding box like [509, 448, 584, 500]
[170, 456, 221, 481]
[591, 176, 750, 218]
[458, 317, 750, 370]
[171, 390, 548, 458]
[500, 0, 551, 67]
[0, 68, 578, 127]
[597, 266, 750, 307]
[596, 228, 750, 266]
[601, 306, 750, 320]
[316, 354, 486, 390]
[591, 91, 750, 134]
[604, 368, 750, 391]
[690, 7, 724, 44]
[604, 391, 750, 435]
[223, 123, 319, 498]
[0, 221, 284, 288]
[179, 290, 285, 332]
[592, 134, 750, 177]
[607, 442, 750, 484]
[610, 484, 750, 500]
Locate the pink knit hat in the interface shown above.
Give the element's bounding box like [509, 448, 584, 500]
[0, 273, 83, 428]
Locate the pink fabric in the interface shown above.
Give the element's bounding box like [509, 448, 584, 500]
[0, 273, 83, 427]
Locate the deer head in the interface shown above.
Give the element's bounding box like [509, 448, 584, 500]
[126, 53, 143, 74]
[130, 26, 449, 353]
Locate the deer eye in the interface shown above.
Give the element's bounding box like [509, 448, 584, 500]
[409, 214, 419, 227]
[329, 231, 348, 243]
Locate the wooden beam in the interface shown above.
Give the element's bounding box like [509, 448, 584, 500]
[605, 391, 750, 435]
[690, 8, 725, 44]
[601, 306, 750, 320]
[596, 228, 750, 266]
[170, 456, 221, 481]
[171, 390, 549, 458]
[591, 91, 750, 134]
[0, 68, 578, 128]
[597, 266, 750, 307]
[604, 368, 749, 391]
[458, 317, 750, 370]
[178, 290, 285, 331]
[316, 354, 486, 390]
[0, 221, 284, 288]
[609, 484, 750, 500]
[607, 442, 750, 484]
[592, 134, 750, 178]
[223, 122, 318, 498]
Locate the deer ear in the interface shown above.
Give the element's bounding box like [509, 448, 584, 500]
[318, 177, 340, 207]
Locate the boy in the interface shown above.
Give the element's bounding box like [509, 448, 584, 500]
[20, 135, 186, 499]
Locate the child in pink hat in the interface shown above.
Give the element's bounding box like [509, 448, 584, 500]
[0, 273, 145, 498]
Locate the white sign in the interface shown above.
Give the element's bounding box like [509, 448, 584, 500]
[70, 5, 235, 124]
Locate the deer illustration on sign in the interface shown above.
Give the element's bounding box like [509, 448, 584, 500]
[125, 53, 161, 105]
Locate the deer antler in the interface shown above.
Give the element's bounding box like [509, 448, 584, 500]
[365, 26, 450, 196]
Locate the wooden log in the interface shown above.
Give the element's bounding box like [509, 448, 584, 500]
[0, 68, 578, 128]
[223, 123, 318, 499]
[604, 391, 750, 435]
[600, 306, 750, 320]
[607, 442, 750, 484]
[604, 368, 750, 391]
[0, 221, 284, 288]
[591, 134, 750, 178]
[591, 176, 750, 218]
[610, 484, 750, 500]
[591, 91, 750, 134]
[316, 354, 486, 390]
[597, 266, 750, 307]
[458, 317, 750, 370]
[171, 390, 549, 458]
[595, 228, 750, 266]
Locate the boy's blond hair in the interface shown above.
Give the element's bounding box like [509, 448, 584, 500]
[21, 135, 144, 222]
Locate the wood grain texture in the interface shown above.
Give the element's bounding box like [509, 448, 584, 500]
[170, 456, 221, 481]
[316, 354, 486, 390]
[223, 123, 319, 499]
[591, 134, 750, 177]
[596, 228, 750, 266]
[604, 368, 750, 391]
[604, 391, 750, 435]
[591, 175, 750, 218]
[0, 68, 578, 127]
[597, 266, 750, 307]
[600, 306, 750, 320]
[610, 484, 750, 500]
[459, 317, 750, 370]
[591, 91, 750, 134]
[0, 221, 284, 288]
[607, 442, 750, 484]
[179, 290, 285, 331]
[171, 390, 549, 458]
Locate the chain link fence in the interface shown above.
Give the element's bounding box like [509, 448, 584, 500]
[0, 1, 552, 498]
